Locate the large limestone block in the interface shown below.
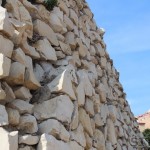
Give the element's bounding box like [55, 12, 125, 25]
[6, 107, 20, 126]
[64, 15, 74, 31]
[8, 99, 33, 114]
[107, 119, 117, 147]
[37, 134, 70, 150]
[12, 48, 26, 65]
[19, 114, 38, 133]
[0, 53, 11, 79]
[0, 6, 15, 37]
[14, 86, 32, 100]
[49, 12, 63, 32]
[0, 128, 18, 150]
[48, 68, 76, 100]
[38, 119, 70, 142]
[34, 19, 59, 46]
[93, 129, 105, 150]
[6, 62, 25, 85]
[59, 41, 72, 55]
[77, 70, 95, 97]
[33, 39, 57, 61]
[34, 95, 74, 123]
[70, 124, 86, 147]
[24, 56, 41, 90]
[19, 134, 39, 145]
[79, 108, 93, 137]
[0, 105, 8, 126]
[0, 35, 14, 58]
[69, 9, 78, 26]
[21, 33, 40, 59]
[65, 32, 76, 49]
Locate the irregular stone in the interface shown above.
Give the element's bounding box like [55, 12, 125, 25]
[19, 135, 39, 145]
[14, 86, 32, 100]
[0, 128, 18, 150]
[37, 134, 70, 150]
[79, 108, 93, 137]
[70, 9, 78, 26]
[48, 68, 76, 100]
[85, 132, 92, 149]
[8, 99, 33, 114]
[0, 53, 11, 79]
[0, 6, 15, 37]
[70, 124, 86, 147]
[58, 1, 69, 16]
[38, 119, 70, 142]
[33, 63, 45, 83]
[76, 82, 85, 106]
[21, 33, 40, 59]
[70, 101, 79, 130]
[6, 62, 25, 85]
[24, 56, 41, 90]
[94, 113, 104, 127]
[59, 41, 72, 55]
[85, 98, 95, 117]
[107, 119, 117, 147]
[93, 129, 105, 150]
[77, 70, 95, 97]
[64, 15, 74, 31]
[49, 12, 63, 32]
[0, 35, 14, 58]
[34, 95, 74, 123]
[106, 142, 113, 150]
[108, 105, 117, 122]
[0, 105, 8, 126]
[65, 32, 76, 49]
[96, 83, 106, 103]
[18, 146, 32, 150]
[12, 48, 26, 65]
[33, 38, 57, 61]
[56, 51, 66, 59]
[33, 19, 59, 46]
[19, 114, 38, 133]
[6, 107, 20, 126]
[1, 82, 16, 103]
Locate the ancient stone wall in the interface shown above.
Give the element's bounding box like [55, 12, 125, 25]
[0, 0, 148, 149]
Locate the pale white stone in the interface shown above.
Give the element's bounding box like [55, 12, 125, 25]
[8, 99, 33, 114]
[33, 39, 57, 61]
[14, 86, 32, 100]
[19, 135, 39, 145]
[0, 105, 8, 126]
[39, 119, 70, 142]
[79, 108, 93, 137]
[70, 124, 86, 147]
[0, 53, 11, 79]
[34, 19, 59, 46]
[19, 114, 38, 133]
[0, 128, 18, 150]
[48, 68, 76, 100]
[34, 95, 74, 123]
[0, 35, 14, 58]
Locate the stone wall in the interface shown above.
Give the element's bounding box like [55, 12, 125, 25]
[0, 0, 148, 149]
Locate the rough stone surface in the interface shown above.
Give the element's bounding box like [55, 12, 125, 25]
[0, 1, 147, 150]
[34, 95, 74, 123]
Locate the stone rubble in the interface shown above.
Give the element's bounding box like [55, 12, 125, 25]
[0, 0, 148, 149]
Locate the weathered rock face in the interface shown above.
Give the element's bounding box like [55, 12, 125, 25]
[0, 0, 147, 150]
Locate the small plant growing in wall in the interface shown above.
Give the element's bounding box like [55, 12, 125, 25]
[27, 0, 58, 11]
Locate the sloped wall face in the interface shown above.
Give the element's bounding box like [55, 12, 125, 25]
[0, 0, 148, 150]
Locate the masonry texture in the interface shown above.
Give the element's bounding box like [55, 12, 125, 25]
[0, 0, 148, 150]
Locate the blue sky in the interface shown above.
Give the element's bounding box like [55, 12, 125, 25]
[86, 0, 150, 116]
